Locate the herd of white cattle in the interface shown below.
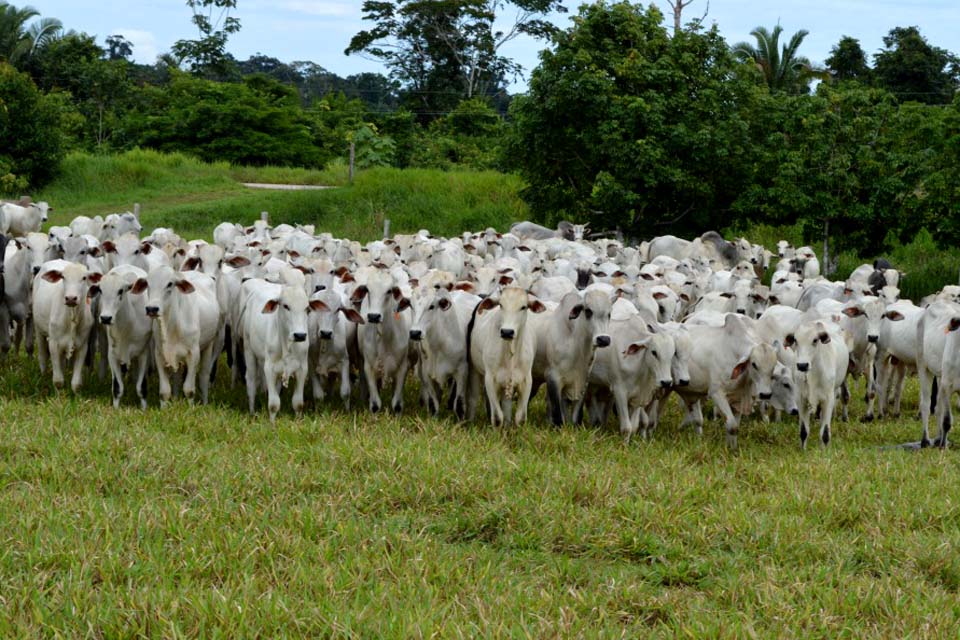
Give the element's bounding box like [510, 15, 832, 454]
[2, 204, 960, 449]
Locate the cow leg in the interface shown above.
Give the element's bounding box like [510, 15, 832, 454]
[264, 363, 281, 424]
[546, 376, 564, 426]
[135, 353, 149, 409]
[49, 340, 65, 389]
[182, 348, 201, 402]
[501, 394, 514, 427]
[934, 380, 953, 448]
[453, 365, 468, 421]
[918, 365, 934, 447]
[36, 332, 49, 374]
[24, 314, 34, 356]
[710, 389, 739, 449]
[364, 361, 382, 413]
[892, 365, 906, 418]
[820, 395, 835, 446]
[515, 376, 534, 426]
[863, 349, 877, 421]
[484, 373, 502, 427]
[292, 364, 307, 417]
[97, 327, 108, 382]
[390, 359, 409, 414]
[839, 381, 850, 421]
[198, 342, 216, 405]
[339, 360, 351, 411]
[799, 397, 812, 450]
[311, 370, 325, 405]
[71, 343, 86, 393]
[612, 385, 634, 442]
[245, 347, 259, 414]
[109, 347, 124, 409]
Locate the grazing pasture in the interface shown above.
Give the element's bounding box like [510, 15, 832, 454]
[1, 358, 959, 636]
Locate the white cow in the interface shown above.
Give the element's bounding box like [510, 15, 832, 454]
[917, 301, 960, 448]
[1, 201, 50, 235]
[308, 289, 364, 408]
[466, 286, 547, 426]
[793, 321, 851, 448]
[97, 265, 152, 408]
[134, 267, 220, 406]
[32, 260, 101, 391]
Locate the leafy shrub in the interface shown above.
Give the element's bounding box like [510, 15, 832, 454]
[0, 62, 65, 192]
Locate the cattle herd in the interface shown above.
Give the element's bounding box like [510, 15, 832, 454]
[2, 205, 960, 450]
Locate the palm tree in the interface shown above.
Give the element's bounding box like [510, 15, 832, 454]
[0, 1, 63, 67]
[732, 25, 825, 93]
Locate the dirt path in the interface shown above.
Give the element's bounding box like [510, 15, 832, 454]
[241, 183, 335, 190]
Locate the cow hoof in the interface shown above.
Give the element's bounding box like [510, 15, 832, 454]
[920, 438, 931, 448]
[861, 414, 874, 423]
[391, 402, 403, 414]
[370, 402, 381, 414]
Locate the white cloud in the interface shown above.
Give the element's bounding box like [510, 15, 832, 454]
[277, 1, 355, 18]
[112, 28, 159, 63]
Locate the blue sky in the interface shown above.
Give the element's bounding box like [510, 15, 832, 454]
[33, 1, 960, 90]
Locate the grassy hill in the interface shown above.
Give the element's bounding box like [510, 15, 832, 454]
[36, 149, 529, 240]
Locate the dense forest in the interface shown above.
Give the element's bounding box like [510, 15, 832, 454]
[2, 0, 960, 257]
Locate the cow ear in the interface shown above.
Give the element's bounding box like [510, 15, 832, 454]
[261, 299, 280, 314]
[454, 281, 474, 292]
[396, 297, 411, 312]
[652, 291, 667, 300]
[87, 272, 103, 284]
[842, 306, 863, 318]
[182, 257, 200, 271]
[885, 310, 905, 321]
[226, 255, 250, 268]
[731, 359, 750, 380]
[407, 278, 419, 289]
[287, 250, 300, 259]
[350, 285, 368, 303]
[679, 293, 690, 302]
[89, 246, 101, 258]
[340, 272, 355, 283]
[130, 278, 148, 294]
[294, 265, 313, 275]
[438, 298, 452, 311]
[498, 275, 513, 286]
[767, 295, 780, 306]
[140, 242, 153, 255]
[948, 318, 960, 333]
[101, 241, 117, 254]
[528, 299, 547, 314]
[41, 270, 63, 283]
[309, 299, 330, 312]
[625, 341, 647, 356]
[568, 304, 584, 320]
[477, 297, 499, 314]
[819, 332, 831, 344]
[719, 292, 734, 299]
[784, 334, 796, 348]
[340, 307, 365, 324]
[175, 279, 195, 294]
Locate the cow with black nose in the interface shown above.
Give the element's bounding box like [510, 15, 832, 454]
[240, 279, 319, 422]
[466, 286, 547, 427]
[529, 290, 613, 425]
[133, 266, 221, 407]
[308, 289, 364, 409]
[31, 260, 102, 391]
[352, 268, 412, 413]
[97, 265, 152, 408]
[792, 321, 851, 449]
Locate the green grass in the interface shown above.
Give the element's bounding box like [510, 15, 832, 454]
[35, 150, 527, 241]
[1, 350, 959, 636]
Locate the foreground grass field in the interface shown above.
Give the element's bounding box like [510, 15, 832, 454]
[1, 347, 959, 636]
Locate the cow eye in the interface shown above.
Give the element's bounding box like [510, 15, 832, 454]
[134, 249, 141, 255]
[118, 289, 124, 296]
[520, 305, 527, 311]
[429, 305, 435, 310]
[783, 383, 791, 390]
[585, 309, 593, 319]
[752, 362, 758, 369]
[283, 304, 290, 311]
[651, 350, 658, 357]
[166, 282, 173, 288]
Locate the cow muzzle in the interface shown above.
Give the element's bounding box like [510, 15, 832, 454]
[790, 408, 799, 416]
[659, 380, 671, 389]
[319, 330, 333, 340]
[595, 335, 611, 348]
[367, 313, 381, 324]
[797, 362, 810, 373]
[293, 332, 307, 343]
[145, 306, 160, 318]
[759, 392, 772, 400]
[409, 330, 422, 341]
[500, 328, 515, 340]
[678, 378, 690, 386]
[64, 296, 79, 307]
[100, 315, 113, 325]
[868, 335, 879, 343]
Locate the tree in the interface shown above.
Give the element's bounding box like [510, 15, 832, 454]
[732, 25, 823, 93]
[345, 0, 564, 117]
[0, 62, 64, 190]
[825, 36, 871, 83]
[0, 1, 62, 67]
[873, 26, 959, 104]
[129, 73, 321, 167]
[105, 34, 133, 61]
[664, 0, 700, 35]
[505, 2, 758, 235]
[171, 0, 240, 79]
